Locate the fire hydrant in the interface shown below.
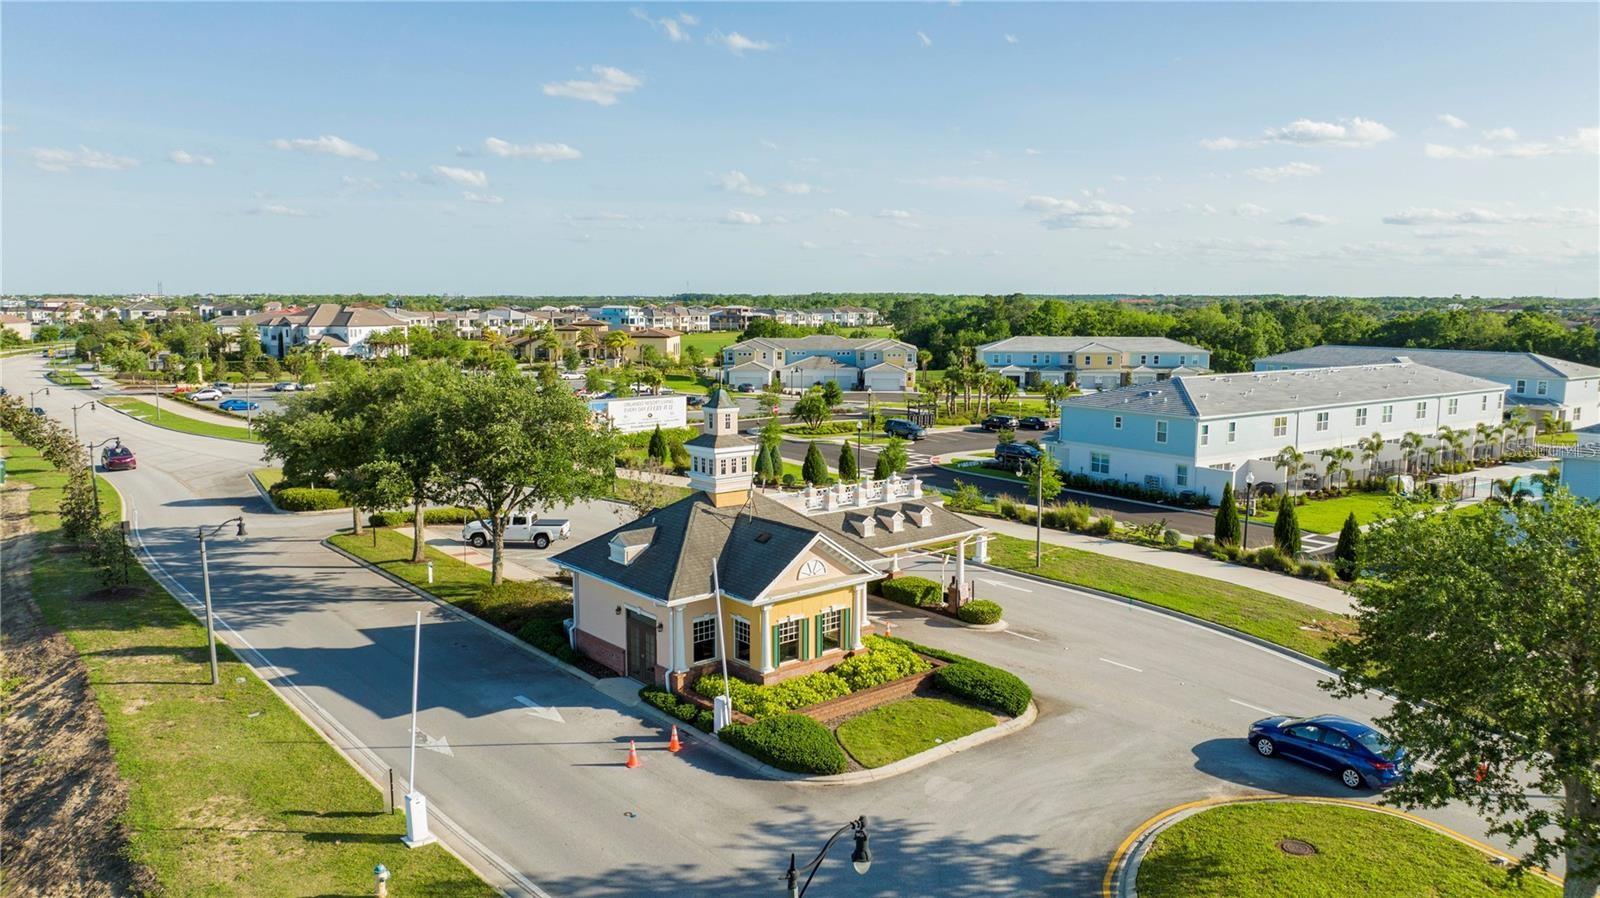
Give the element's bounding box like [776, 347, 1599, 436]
[374, 863, 391, 897]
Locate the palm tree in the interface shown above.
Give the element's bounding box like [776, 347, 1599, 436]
[1507, 407, 1532, 449]
[1474, 422, 1496, 462]
[1273, 445, 1309, 496]
[540, 328, 562, 363]
[1318, 446, 1355, 492]
[1489, 475, 1531, 506]
[992, 374, 1017, 412]
[1400, 431, 1425, 477]
[1435, 425, 1467, 467]
[1357, 432, 1386, 484]
[603, 330, 633, 366]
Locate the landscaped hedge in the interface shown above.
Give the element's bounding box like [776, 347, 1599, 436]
[693, 671, 851, 719]
[271, 486, 345, 511]
[934, 662, 1032, 717]
[718, 714, 849, 775]
[880, 575, 942, 608]
[830, 636, 930, 690]
[367, 507, 487, 527]
[640, 686, 715, 732]
[464, 580, 571, 635]
[956, 599, 1004, 625]
[518, 618, 583, 667]
[786, 421, 860, 436]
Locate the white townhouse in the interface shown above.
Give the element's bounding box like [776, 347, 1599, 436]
[977, 336, 1211, 390]
[1050, 361, 1508, 504]
[1255, 345, 1600, 428]
[721, 335, 918, 392]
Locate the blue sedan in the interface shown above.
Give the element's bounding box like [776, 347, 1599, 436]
[219, 399, 260, 412]
[1248, 714, 1406, 790]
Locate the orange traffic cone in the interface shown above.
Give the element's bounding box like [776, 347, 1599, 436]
[625, 740, 640, 768]
[668, 725, 682, 753]
[1475, 762, 1488, 783]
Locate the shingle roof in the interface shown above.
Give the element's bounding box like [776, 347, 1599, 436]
[810, 501, 985, 551]
[731, 335, 912, 353]
[783, 356, 855, 370]
[1256, 345, 1600, 380]
[978, 335, 1208, 355]
[1063, 362, 1505, 418]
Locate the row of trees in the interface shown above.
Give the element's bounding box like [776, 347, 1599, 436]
[256, 363, 616, 583]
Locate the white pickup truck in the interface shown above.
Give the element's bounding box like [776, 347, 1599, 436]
[461, 512, 571, 550]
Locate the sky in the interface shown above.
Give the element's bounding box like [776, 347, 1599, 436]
[3, 2, 1598, 298]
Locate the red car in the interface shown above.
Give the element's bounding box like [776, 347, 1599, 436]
[100, 444, 137, 471]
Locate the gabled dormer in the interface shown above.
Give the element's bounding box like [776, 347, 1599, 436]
[608, 526, 656, 565]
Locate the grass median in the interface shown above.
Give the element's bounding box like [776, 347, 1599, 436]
[834, 697, 995, 768]
[1137, 801, 1558, 898]
[4, 436, 494, 896]
[975, 533, 1352, 660]
[102, 396, 261, 442]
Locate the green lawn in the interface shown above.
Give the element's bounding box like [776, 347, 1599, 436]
[45, 369, 92, 387]
[940, 461, 1023, 486]
[834, 697, 995, 768]
[1536, 431, 1577, 447]
[977, 534, 1352, 660]
[6, 436, 493, 897]
[102, 396, 261, 442]
[679, 331, 741, 359]
[331, 527, 491, 606]
[1255, 491, 1411, 534]
[662, 373, 711, 394]
[251, 467, 284, 491]
[1137, 802, 1558, 898]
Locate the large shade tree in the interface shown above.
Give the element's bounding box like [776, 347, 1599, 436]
[1325, 492, 1600, 897]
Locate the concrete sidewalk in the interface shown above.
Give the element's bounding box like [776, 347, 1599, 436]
[418, 526, 542, 581]
[964, 513, 1355, 615]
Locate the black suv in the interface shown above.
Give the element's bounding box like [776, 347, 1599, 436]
[1018, 416, 1051, 430]
[883, 418, 926, 441]
[981, 414, 1020, 431]
[993, 441, 1043, 471]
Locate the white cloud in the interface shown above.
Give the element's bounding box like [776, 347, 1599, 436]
[1004, 34, 1019, 44]
[251, 203, 309, 217]
[270, 135, 378, 161]
[1024, 147, 1042, 156]
[917, 30, 933, 47]
[462, 192, 505, 205]
[1382, 206, 1598, 228]
[827, 207, 851, 218]
[542, 66, 642, 106]
[907, 175, 1017, 191]
[1023, 195, 1134, 230]
[716, 170, 766, 196]
[1202, 117, 1395, 150]
[30, 145, 139, 173]
[431, 165, 488, 188]
[759, 139, 779, 151]
[1425, 127, 1598, 160]
[483, 137, 582, 161]
[775, 182, 815, 195]
[340, 175, 382, 193]
[633, 8, 692, 42]
[168, 149, 214, 166]
[877, 209, 913, 220]
[799, 240, 820, 250]
[1245, 161, 1322, 182]
[1175, 203, 1220, 216]
[712, 31, 773, 55]
[1437, 113, 1468, 130]
[1281, 212, 1334, 227]
[1234, 202, 1270, 217]
[723, 210, 763, 225]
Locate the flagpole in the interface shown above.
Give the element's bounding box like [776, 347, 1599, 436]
[713, 562, 732, 732]
[402, 610, 435, 847]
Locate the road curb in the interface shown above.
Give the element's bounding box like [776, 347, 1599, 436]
[867, 595, 1008, 632]
[810, 698, 1038, 785]
[1101, 794, 1563, 898]
[99, 398, 261, 444]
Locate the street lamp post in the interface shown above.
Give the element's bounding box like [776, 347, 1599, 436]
[70, 400, 97, 442]
[84, 436, 122, 524]
[1243, 472, 1256, 550]
[855, 421, 862, 478]
[29, 387, 50, 407]
[197, 516, 247, 685]
[783, 816, 872, 898]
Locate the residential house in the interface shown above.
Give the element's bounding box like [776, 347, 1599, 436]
[1555, 445, 1600, 503]
[624, 328, 682, 362]
[117, 301, 173, 323]
[0, 314, 35, 341]
[255, 303, 415, 358]
[721, 335, 918, 392]
[1050, 361, 1509, 503]
[976, 336, 1211, 390]
[1254, 345, 1600, 428]
[592, 305, 647, 330]
[553, 318, 611, 358]
[552, 388, 986, 687]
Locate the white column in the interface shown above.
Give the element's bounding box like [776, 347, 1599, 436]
[955, 537, 967, 589]
[852, 585, 866, 650]
[759, 605, 773, 673]
[974, 533, 990, 564]
[670, 607, 686, 671]
[568, 576, 581, 648]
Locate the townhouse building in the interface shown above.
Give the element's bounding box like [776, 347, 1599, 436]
[722, 335, 918, 392]
[255, 303, 415, 358]
[1254, 345, 1600, 428]
[976, 336, 1211, 390]
[1050, 361, 1508, 503]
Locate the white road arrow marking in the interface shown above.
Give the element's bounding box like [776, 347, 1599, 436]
[1098, 657, 1143, 673]
[415, 730, 454, 756]
[1004, 630, 1041, 642]
[1229, 698, 1278, 716]
[514, 694, 565, 723]
[977, 578, 1031, 593]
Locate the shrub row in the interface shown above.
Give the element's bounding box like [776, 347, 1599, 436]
[785, 421, 860, 436]
[718, 714, 848, 775]
[829, 637, 930, 690]
[462, 580, 572, 635]
[879, 575, 942, 608]
[517, 618, 584, 667]
[691, 636, 930, 718]
[881, 636, 1033, 717]
[1193, 538, 1337, 582]
[639, 686, 715, 732]
[956, 599, 1004, 625]
[271, 486, 345, 511]
[367, 507, 486, 527]
[1061, 470, 1211, 508]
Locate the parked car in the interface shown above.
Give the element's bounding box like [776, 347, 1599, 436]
[981, 414, 1020, 431]
[736, 383, 755, 393]
[212, 382, 235, 394]
[272, 381, 299, 392]
[100, 443, 137, 471]
[461, 513, 571, 550]
[190, 388, 224, 401]
[1018, 416, 1051, 430]
[993, 441, 1043, 471]
[30, 406, 46, 416]
[685, 395, 705, 408]
[883, 418, 926, 441]
[219, 399, 260, 412]
[0, 387, 8, 396]
[1248, 715, 1406, 790]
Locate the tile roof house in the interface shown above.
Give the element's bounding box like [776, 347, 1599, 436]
[977, 336, 1211, 390]
[553, 388, 987, 689]
[254, 303, 414, 358]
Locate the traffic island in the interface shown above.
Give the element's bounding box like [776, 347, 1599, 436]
[1109, 797, 1561, 898]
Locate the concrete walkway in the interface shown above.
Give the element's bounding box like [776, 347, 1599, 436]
[418, 526, 542, 581]
[964, 513, 1355, 615]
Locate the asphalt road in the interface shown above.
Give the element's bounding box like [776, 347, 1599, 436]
[4, 356, 1553, 895]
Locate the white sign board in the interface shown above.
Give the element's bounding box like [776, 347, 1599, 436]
[589, 395, 688, 433]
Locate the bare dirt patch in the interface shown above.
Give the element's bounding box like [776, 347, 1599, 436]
[1, 485, 155, 896]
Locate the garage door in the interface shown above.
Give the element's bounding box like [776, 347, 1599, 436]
[863, 368, 908, 392]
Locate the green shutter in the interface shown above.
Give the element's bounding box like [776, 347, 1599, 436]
[771, 625, 781, 667]
[814, 613, 824, 656]
[799, 619, 810, 660]
[842, 608, 852, 649]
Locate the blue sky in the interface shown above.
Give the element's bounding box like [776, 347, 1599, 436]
[4, 2, 1597, 297]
